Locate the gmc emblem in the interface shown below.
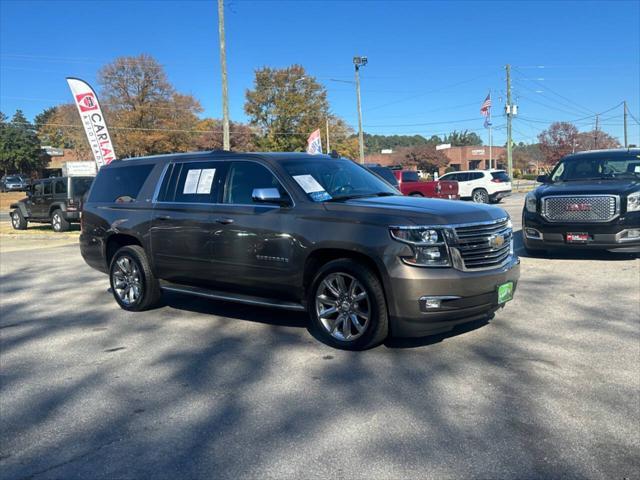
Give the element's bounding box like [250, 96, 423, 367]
[565, 203, 591, 212]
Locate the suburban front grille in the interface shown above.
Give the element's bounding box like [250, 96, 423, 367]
[542, 195, 618, 223]
[451, 218, 512, 271]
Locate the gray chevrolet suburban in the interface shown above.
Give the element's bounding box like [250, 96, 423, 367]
[80, 151, 520, 349]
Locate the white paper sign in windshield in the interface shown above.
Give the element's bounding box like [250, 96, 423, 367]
[293, 175, 332, 202]
[183, 169, 202, 194]
[196, 169, 216, 194]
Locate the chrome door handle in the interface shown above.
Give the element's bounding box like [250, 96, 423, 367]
[215, 218, 234, 225]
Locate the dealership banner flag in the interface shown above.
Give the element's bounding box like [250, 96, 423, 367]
[306, 129, 322, 155]
[66, 77, 116, 168]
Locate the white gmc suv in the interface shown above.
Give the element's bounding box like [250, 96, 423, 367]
[439, 169, 512, 203]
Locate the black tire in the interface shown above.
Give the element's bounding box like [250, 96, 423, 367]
[409, 192, 423, 197]
[11, 209, 27, 230]
[109, 245, 162, 312]
[51, 209, 70, 232]
[472, 188, 489, 203]
[308, 258, 388, 350]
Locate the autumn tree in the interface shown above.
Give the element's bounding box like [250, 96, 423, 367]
[244, 65, 329, 151]
[403, 145, 450, 173]
[443, 130, 483, 146]
[34, 104, 92, 160]
[194, 118, 257, 151]
[0, 110, 47, 175]
[98, 54, 202, 157]
[575, 130, 620, 151]
[538, 122, 579, 167]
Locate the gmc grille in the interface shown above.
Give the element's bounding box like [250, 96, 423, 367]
[451, 218, 512, 271]
[542, 196, 618, 223]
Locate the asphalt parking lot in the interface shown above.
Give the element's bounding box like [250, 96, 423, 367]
[1, 193, 638, 480]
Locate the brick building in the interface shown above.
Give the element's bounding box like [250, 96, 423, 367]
[364, 145, 506, 176]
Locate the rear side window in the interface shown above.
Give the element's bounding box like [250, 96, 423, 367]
[370, 167, 399, 187]
[401, 171, 420, 182]
[43, 182, 52, 195]
[457, 173, 470, 182]
[491, 171, 511, 182]
[70, 177, 94, 197]
[54, 180, 67, 195]
[89, 164, 154, 203]
[171, 161, 224, 203]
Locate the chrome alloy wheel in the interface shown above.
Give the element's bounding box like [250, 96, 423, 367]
[11, 212, 20, 229]
[52, 213, 62, 231]
[112, 256, 143, 305]
[315, 273, 370, 341]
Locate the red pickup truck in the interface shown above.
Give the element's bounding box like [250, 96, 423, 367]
[393, 170, 459, 199]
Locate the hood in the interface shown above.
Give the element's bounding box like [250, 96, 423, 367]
[536, 179, 639, 197]
[323, 195, 508, 226]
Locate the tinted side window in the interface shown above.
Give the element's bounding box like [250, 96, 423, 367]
[470, 172, 484, 180]
[33, 182, 44, 196]
[491, 171, 511, 182]
[401, 171, 420, 182]
[172, 162, 224, 204]
[441, 173, 456, 181]
[89, 164, 154, 203]
[457, 173, 470, 182]
[54, 179, 67, 195]
[223, 162, 288, 205]
[43, 182, 52, 195]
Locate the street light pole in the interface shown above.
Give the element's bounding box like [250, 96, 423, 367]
[217, 0, 230, 150]
[353, 56, 367, 164]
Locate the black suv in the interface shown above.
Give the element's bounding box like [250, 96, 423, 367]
[10, 176, 94, 232]
[523, 149, 640, 253]
[80, 152, 520, 350]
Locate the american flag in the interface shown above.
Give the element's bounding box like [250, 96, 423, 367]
[480, 93, 492, 117]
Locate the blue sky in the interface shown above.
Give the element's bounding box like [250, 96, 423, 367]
[1, 0, 639, 146]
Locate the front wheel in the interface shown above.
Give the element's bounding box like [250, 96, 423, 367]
[11, 209, 27, 230]
[308, 259, 388, 350]
[472, 188, 489, 203]
[109, 245, 162, 311]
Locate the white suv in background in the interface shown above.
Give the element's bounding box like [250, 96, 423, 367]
[439, 169, 512, 203]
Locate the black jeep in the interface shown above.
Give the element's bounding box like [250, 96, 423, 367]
[523, 148, 640, 253]
[10, 176, 94, 232]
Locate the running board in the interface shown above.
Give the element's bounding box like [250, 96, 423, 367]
[160, 282, 306, 312]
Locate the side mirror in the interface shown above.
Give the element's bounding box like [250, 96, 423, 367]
[536, 175, 549, 183]
[251, 188, 290, 206]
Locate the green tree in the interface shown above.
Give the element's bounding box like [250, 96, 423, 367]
[0, 110, 46, 176]
[244, 65, 329, 151]
[442, 130, 483, 146]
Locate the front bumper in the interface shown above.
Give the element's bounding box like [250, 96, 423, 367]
[63, 210, 81, 221]
[384, 255, 520, 338]
[523, 210, 640, 250]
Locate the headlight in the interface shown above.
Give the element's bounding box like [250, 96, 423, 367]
[390, 227, 450, 267]
[525, 192, 537, 213]
[627, 191, 640, 212]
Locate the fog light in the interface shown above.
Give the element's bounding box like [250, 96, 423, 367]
[423, 297, 442, 309]
[619, 228, 640, 242]
[525, 228, 543, 240]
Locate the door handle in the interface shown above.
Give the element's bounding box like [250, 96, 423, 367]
[215, 218, 234, 225]
[157, 215, 172, 220]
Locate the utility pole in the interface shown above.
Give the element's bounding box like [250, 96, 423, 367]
[354, 56, 367, 164]
[505, 64, 513, 178]
[623, 100, 628, 148]
[594, 114, 599, 149]
[325, 117, 331, 154]
[217, 0, 230, 150]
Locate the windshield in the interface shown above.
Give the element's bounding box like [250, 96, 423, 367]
[6, 176, 21, 182]
[550, 154, 640, 182]
[282, 158, 399, 201]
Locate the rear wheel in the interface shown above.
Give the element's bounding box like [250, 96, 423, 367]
[472, 188, 489, 203]
[309, 259, 388, 350]
[11, 209, 27, 230]
[109, 245, 162, 311]
[409, 192, 423, 197]
[51, 209, 70, 232]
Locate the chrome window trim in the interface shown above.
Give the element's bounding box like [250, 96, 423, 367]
[541, 194, 620, 223]
[389, 216, 509, 231]
[151, 158, 296, 208]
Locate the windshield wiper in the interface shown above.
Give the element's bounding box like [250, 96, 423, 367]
[326, 192, 396, 202]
